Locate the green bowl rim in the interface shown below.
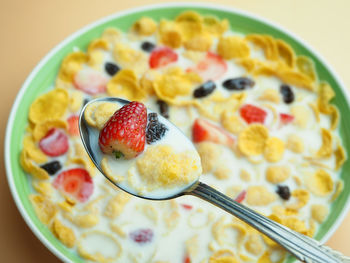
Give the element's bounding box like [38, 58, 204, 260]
[4, 2, 350, 262]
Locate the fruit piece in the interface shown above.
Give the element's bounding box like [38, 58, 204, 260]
[222, 77, 255, 91]
[149, 47, 178, 68]
[141, 41, 156, 52]
[183, 255, 191, 263]
[276, 185, 291, 200]
[74, 68, 108, 95]
[280, 84, 295, 104]
[280, 113, 294, 125]
[146, 113, 168, 144]
[40, 161, 62, 175]
[67, 115, 80, 136]
[234, 190, 247, 203]
[105, 62, 120, 76]
[240, 104, 267, 124]
[129, 228, 154, 244]
[187, 52, 227, 81]
[39, 128, 69, 157]
[193, 80, 216, 98]
[192, 118, 234, 146]
[98, 101, 147, 159]
[181, 204, 193, 210]
[53, 168, 93, 202]
[156, 100, 169, 119]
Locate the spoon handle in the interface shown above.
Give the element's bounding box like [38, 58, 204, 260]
[188, 182, 350, 263]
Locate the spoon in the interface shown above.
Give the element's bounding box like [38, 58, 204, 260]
[79, 97, 349, 263]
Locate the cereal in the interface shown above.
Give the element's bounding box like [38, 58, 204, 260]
[158, 20, 183, 48]
[258, 89, 280, 103]
[334, 144, 346, 170]
[316, 128, 333, 158]
[213, 165, 231, 180]
[196, 142, 222, 173]
[306, 169, 334, 196]
[32, 119, 68, 141]
[184, 34, 213, 52]
[291, 105, 311, 128]
[317, 82, 335, 114]
[264, 137, 285, 163]
[246, 186, 276, 206]
[296, 56, 317, 81]
[104, 192, 131, 219]
[113, 43, 148, 74]
[93, 102, 120, 130]
[20, 150, 49, 179]
[30, 194, 57, 225]
[288, 189, 310, 210]
[329, 105, 340, 130]
[276, 39, 296, 68]
[331, 180, 344, 201]
[203, 16, 229, 36]
[51, 218, 76, 248]
[240, 169, 251, 182]
[217, 36, 250, 60]
[132, 17, 157, 36]
[68, 90, 83, 112]
[57, 51, 88, 82]
[246, 35, 278, 61]
[209, 249, 239, 263]
[286, 134, 304, 153]
[238, 124, 269, 156]
[245, 234, 264, 256]
[311, 204, 329, 223]
[101, 28, 122, 46]
[32, 181, 53, 197]
[221, 111, 246, 135]
[266, 166, 290, 184]
[23, 135, 47, 163]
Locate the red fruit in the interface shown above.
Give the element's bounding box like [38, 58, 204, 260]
[39, 128, 69, 157]
[187, 52, 227, 81]
[53, 168, 93, 202]
[280, 113, 294, 125]
[67, 115, 80, 136]
[74, 68, 108, 95]
[240, 104, 267, 124]
[192, 118, 234, 146]
[98, 101, 147, 159]
[181, 204, 193, 210]
[234, 190, 247, 203]
[130, 229, 154, 244]
[149, 47, 178, 68]
[183, 255, 191, 263]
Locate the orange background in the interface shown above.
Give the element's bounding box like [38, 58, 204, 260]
[1, 0, 349, 262]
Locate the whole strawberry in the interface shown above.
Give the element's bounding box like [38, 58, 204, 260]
[98, 101, 147, 159]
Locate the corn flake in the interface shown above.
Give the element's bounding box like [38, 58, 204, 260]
[104, 192, 131, 219]
[74, 213, 99, 228]
[209, 249, 239, 263]
[311, 204, 329, 223]
[286, 134, 304, 153]
[139, 69, 160, 95]
[240, 169, 251, 182]
[246, 35, 278, 61]
[309, 103, 320, 123]
[306, 169, 334, 196]
[246, 186, 276, 206]
[329, 105, 340, 130]
[276, 39, 296, 68]
[196, 142, 222, 173]
[245, 234, 264, 256]
[101, 28, 122, 46]
[258, 89, 280, 103]
[287, 189, 310, 210]
[58, 51, 88, 82]
[331, 180, 344, 201]
[20, 149, 49, 179]
[203, 16, 229, 36]
[264, 137, 285, 163]
[113, 43, 148, 75]
[94, 102, 120, 130]
[30, 194, 57, 225]
[317, 82, 335, 114]
[184, 33, 213, 52]
[51, 218, 76, 248]
[291, 105, 311, 129]
[282, 217, 308, 235]
[69, 90, 83, 112]
[266, 165, 290, 184]
[316, 128, 333, 158]
[221, 111, 246, 135]
[23, 135, 47, 163]
[296, 55, 317, 81]
[213, 165, 231, 180]
[217, 36, 250, 60]
[238, 124, 269, 156]
[131, 17, 157, 36]
[334, 144, 346, 170]
[33, 119, 68, 141]
[32, 181, 53, 197]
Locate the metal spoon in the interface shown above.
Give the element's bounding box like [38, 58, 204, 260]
[79, 97, 349, 263]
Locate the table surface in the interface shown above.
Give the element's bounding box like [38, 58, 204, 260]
[1, 0, 349, 262]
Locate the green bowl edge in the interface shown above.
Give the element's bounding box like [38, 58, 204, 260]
[6, 4, 350, 262]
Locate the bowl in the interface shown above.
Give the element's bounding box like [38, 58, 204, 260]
[5, 3, 350, 262]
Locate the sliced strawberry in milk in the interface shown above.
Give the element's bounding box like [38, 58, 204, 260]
[67, 115, 80, 136]
[240, 104, 267, 124]
[53, 168, 93, 202]
[74, 68, 108, 95]
[187, 52, 227, 81]
[279, 113, 294, 125]
[234, 190, 247, 203]
[39, 128, 69, 157]
[149, 47, 178, 69]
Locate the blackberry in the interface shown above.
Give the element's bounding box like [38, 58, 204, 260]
[193, 80, 216, 98]
[276, 185, 291, 200]
[141, 41, 156, 52]
[156, 100, 169, 119]
[222, 77, 255, 91]
[105, 62, 120, 76]
[280, 84, 294, 104]
[40, 161, 62, 175]
[146, 113, 168, 144]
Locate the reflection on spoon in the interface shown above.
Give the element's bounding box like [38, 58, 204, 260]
[79, 97, 349, 263]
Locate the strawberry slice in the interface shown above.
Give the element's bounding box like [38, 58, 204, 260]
[98, 101, 147, 159]
[192, 118, 234, 146]
[280, 113, 294, 125]
[181, 204, 193, 210]
[234, 190, 247, 203]
[53, 168, 93, 202]
[183, 255, 191, 263]
[67, 115, 80, 136]
[187, 52, 227, 81]
[149, 47, 178, 69]
[129, 228, 154, 244]
[74, 68, 108, 95]
[240, 104, 267, 124]
[39, 128, 69, 157]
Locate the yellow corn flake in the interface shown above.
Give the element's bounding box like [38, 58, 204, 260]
[246, 35, 277, 60]
[94, 102, 120, 130]
[221, 111, 246, 135]
[176, 11, 202, 23]
[258, 89, 280, 103]
[317, 82, 335, 114]
[276, 39, 296, 68]
[217, 36, 250, 60]
[69, 90, 83, 112]
[104, 192, 131, 219]
[136, 204, 158, 223]
[257, 251, 272, 263]
[30, 194, 57, 225]
[23, 135, 47, 163]
[331, 180, 344, 201]
[57, 51, 88, 82]
[316, 128, 333, 158]
[209, 249, 239, 263]
[184, 33, 213, 52]
[139, 69, 160, 95]
[329, 105, 340, 130]
[196, 142, 222, 173]
[51, 218, 76, 248]
[186, 235, 199, 257]
[272, 206, 298, 217]
[266, 165, 290, 184]
[296, 55, 317, 81]
[238, 124, 269, 156]
[101, 157, 124, 183]
[175, 12, 204, 42]
[237, 57, 260, 73]
[276, 67, 315, 91]
[87, 39, 109, 68]
[264, 137, 285, 163]
[158, 19, 183, 48]
[213, 165, 231, 180]
[306, 169, 334, 196]
[311, 204, 329, 223]
[20, 149, 50, 179]
[107, 69, 146, 101]
[29, 88, 69, 124]
[286, 134, 304, 153]
[84, 101, 100, 127]
[131, 17, 157, 36]
[291, 105, 311, 128]
[58, 200, 74, 213]
[309, 103, 320, 123]
[32, 181, 53, 197]
[183, 50, 206, 63]
[113, 43, 148, 74]
[32, 119, 68, 141]
[288, 189, 310, 210]
[282, 217, 308, 235]
[245, 234, 264, 256]
[246, 186, 276, 206]
[334, 144, 346, 170]
[101, 28, 122, 46]
[203, 16, 229, 36]
[240, 169, 251, 182]
[110, 222, 126, 238]
[73, 213, 99, 228]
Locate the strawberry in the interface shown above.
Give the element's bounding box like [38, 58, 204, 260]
[53, 168, 93, 202]
[129, 229, 154, 244]
[280, 113, 294, 125]
[240, 104, 267, 124]
[98, 101, 147, 159]
[149, 47, 178, 68]
[234, 190, 247, 203]
[67, 115, 80, 136]
[187, 52, 227, 81]
[74, 68, 108, 95]
[39, 128, 69, 157]
[183, 255, 191, 263]
[192, 118, 234, 146]
[181, 204, 193, 210]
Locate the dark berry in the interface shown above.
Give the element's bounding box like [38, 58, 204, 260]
[141, 41, 156, 52]
[193, 80, 216, 98]
[130, 228, 154, 244]
[40, 161, 62, 175]
[146, 113, 168, 144]
[105, 62, 120, 76]
[222, 77, 255, 91]
[280, 84, 294, 104]
[83, 98, 90, 107]
[156, 100, 169, 119]
[276, 185, 291, 200]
